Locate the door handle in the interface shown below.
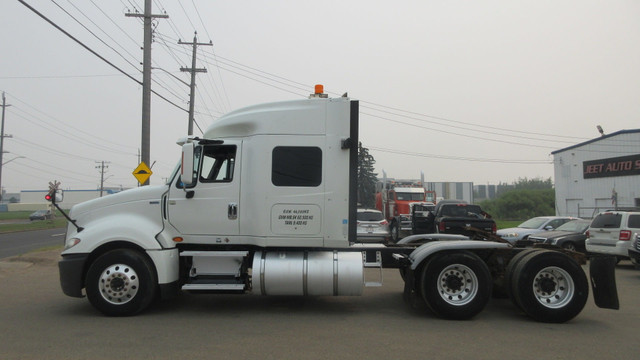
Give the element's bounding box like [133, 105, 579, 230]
[228, 203, 238, 219]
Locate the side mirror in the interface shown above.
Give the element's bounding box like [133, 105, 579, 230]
[181, 142, 195, 187]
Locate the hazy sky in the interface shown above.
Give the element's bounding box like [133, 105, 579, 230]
[1, 0, 639, 194]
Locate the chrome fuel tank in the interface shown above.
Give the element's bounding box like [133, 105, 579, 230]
[252, 251, 363, 296]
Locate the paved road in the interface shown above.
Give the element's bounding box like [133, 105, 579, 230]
[0, 228, 66, 259]
[0, 246, 639, 360]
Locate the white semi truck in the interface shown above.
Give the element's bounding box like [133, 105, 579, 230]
[57, 86, 619, 322]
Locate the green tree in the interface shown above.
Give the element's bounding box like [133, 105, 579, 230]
[357, 142, 378, 208]
[479, 177, 555, 220]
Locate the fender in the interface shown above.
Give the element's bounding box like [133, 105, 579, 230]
[397, 233, 470, 245]
[408, 240, 510, 270]
[62, 212, 165, 255]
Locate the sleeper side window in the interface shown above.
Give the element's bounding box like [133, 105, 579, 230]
[272, 146, 322, 187]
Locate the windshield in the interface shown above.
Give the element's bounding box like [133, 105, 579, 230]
[357, 211, 384, 221]
[396, 192, 424, 201]
[517, 217, 548, 229]
[555, 220, 589, 233]
[168, 162, 181, 185]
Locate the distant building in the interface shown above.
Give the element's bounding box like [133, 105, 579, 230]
[473, 183, 515, 201]
[15, 189, 122, 211]
[552, 129, 640, 218]
[425, 182, 474, 203]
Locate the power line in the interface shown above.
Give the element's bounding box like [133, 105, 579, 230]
[18, 0, 187, 113]
[6, 92, 138, 151]
[54, 0, 141, 71]
[369, 146, 551, 164]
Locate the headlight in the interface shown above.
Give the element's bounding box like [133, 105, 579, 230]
[64, 237, 81, 250]
[505, 232, 518, 238]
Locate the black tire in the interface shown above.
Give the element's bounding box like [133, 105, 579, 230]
[562, 242, 577, 252]
[419, 251, 492, 320]
[503, 249, 542, 304]
[511, 251, 588, 323]
[86, 249, 157, 316]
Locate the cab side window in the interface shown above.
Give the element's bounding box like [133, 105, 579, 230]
[200, 145, 236, 183]
[175, 145, 236, 189]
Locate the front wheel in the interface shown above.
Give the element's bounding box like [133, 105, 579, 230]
[419, 251, 492, 320]
[86, 249, 157, 316]
[511, 250, 588, 323]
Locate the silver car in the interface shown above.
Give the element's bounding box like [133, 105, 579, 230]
[497, 216, 577, 244]
[356, 209, 390, 243]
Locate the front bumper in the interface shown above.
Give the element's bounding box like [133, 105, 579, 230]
[58, 253, 89, 298]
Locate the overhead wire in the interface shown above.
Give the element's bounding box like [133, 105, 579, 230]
[6, 92, 138, 152]
[19, 0, 187, 113]
[89, 0, 141, 47]
[51, 0, 141, 72]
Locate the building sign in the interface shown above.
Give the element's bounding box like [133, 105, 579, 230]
[583, 154, 640, 179]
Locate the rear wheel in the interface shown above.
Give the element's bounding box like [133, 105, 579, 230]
[86, 249, 157, 316]
[419, 251, 492, 320]
[503, 249, 540, 303]
[511, 251, 588, 323]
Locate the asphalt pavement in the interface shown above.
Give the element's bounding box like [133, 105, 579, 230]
[0, 244, 639, 360]
[0, 228, 66, 259]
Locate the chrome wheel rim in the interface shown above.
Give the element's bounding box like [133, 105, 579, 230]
[533, 266, 574, 309]
[98, 264, 139, 305]
[437, 264, 478, 306]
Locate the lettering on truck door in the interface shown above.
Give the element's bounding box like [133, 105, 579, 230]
[167, 140, 241, 236]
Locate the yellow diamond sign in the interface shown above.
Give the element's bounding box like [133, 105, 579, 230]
[133, 162, 153, 184]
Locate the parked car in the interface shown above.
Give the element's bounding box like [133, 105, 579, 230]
[497, 216, 577, 244]
[29, 209, 52, 221]
[586, 211, 640, 260]
[629, 233, 640, 269]
[527, 219, 590, 253]
[356, 209, 390, 243]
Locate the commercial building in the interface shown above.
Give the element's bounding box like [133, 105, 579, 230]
[552, 129, 640, 218]
[15, 189, 120, 211]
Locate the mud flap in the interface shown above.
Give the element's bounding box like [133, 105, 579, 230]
[589, 255, 619, 310]
[402, 268, 426, 311]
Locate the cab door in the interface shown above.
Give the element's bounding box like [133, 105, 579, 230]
[167, 141, 241, 236]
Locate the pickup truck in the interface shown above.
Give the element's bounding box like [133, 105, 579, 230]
[412, 200, 496, 239]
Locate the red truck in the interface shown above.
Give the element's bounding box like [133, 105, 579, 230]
[375, 184, 436, 242]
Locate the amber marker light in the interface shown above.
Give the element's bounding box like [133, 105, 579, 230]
[173, 237, 184, 242]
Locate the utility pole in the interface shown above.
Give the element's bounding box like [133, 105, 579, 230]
[95, 161, 110, 197]
[179, 32, 211, 135]
[0, 92, 11, 201]
[126, 0, 168, 185]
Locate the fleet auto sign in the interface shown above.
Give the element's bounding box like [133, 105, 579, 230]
[583, 154, 640, 179]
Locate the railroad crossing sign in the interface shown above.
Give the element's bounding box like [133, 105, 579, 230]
[133, 162, 153, 184]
